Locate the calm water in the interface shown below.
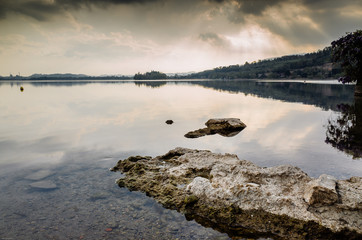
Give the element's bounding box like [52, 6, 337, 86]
[0, 79, 361, 239]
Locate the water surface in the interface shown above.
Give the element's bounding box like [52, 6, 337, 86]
[0, 79, 360, 239]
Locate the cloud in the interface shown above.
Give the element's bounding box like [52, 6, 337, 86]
[236, 0, 285, 16]
[15, 1, 62, 21]
[0, 1, 7, 19]
[208, 0, 288, 19]
[0, 1, 61, 21]
[301, 0, 362, 9]
[0, 0, 361, 75]
[55, 0, 161, 9]
[199, 32, 229, 48]
[0, 0, 161, 21]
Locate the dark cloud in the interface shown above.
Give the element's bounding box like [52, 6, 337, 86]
[262, 20, 327, 46]
[294, 0, 362, 44]
[237, 0, 285, 15]
[0, 1, 11, 19]
[0, 0, 161, 21]
[199, 32, 229, 47]
[1, 0, 361, 49]
[0, 0, 63, 21]
[211, 0, 362, 46]
[209, 0, 287, 15]
[55, 0, 160, 9]
[208, 0, 290, 24]
[14, 1, 62, 21]
[302, 0, 362, 9]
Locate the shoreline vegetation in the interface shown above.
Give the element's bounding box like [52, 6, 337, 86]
[0, 46, 342, 81]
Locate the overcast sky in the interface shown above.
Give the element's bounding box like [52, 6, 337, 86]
[0, 0, 361, 76]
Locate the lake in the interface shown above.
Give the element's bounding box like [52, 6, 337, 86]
[0, 79, 361, 239]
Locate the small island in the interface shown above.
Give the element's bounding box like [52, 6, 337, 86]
[134, 71, 167, 80]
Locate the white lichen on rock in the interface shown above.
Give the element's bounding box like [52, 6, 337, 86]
[111, 147, 362, 238]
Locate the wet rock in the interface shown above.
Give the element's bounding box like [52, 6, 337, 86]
[185, 118, 246, 138]
[127, 156, 152, 163]
[25, 170, 54, 181]
[29, 180, 57, 190]
[166, 120, 174, 125]
[111, 148, 362, 239]
[205, 118, 246, 130]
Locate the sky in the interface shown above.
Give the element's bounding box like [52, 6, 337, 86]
[0, 0, 361, 76]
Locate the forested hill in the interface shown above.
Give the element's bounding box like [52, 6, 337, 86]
[185, 47, 342, 80]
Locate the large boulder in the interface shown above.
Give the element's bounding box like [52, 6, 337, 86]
[111, 148, 362, 239]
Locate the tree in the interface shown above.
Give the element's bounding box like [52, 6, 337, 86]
[331, 30, 362, 96]
[133, 71, 167, 80]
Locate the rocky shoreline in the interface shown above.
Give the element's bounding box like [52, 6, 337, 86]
[111, 148, 362, 239]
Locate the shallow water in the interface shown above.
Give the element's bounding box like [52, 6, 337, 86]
[0, 79, 360, 239]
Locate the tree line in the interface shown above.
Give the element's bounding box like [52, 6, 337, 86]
[0, 46, 346, 81]
[181, 47, 342, 80]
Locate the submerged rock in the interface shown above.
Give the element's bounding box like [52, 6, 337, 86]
[111, 148, 362, 239]
[25, 170, 54, 181]
[29, 180, 57, 190]
[185, 118, 246, 138]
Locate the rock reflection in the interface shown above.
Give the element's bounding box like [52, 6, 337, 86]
[325, 98, 362, 159]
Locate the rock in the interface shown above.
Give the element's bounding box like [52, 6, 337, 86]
[165, 120, 174, 125]
[111, 148, 362, 239]
[185, 118, 246, 138]
[303, 174, 339, 206]
[25, 170, 54, 181]
[88, 192, 108, 201]
[127, 156, 152, 163]
[205, 118, 246, 130]
[29, 180, 57, 190]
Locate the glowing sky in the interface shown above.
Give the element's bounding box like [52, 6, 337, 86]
[0, 0, 361, 76]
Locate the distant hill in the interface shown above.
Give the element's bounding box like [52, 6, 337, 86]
[29, 73, 89, 79]
[0, 47, 343, 81]
[183, 47, 342, 80]
[0, 73, 132, 80]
